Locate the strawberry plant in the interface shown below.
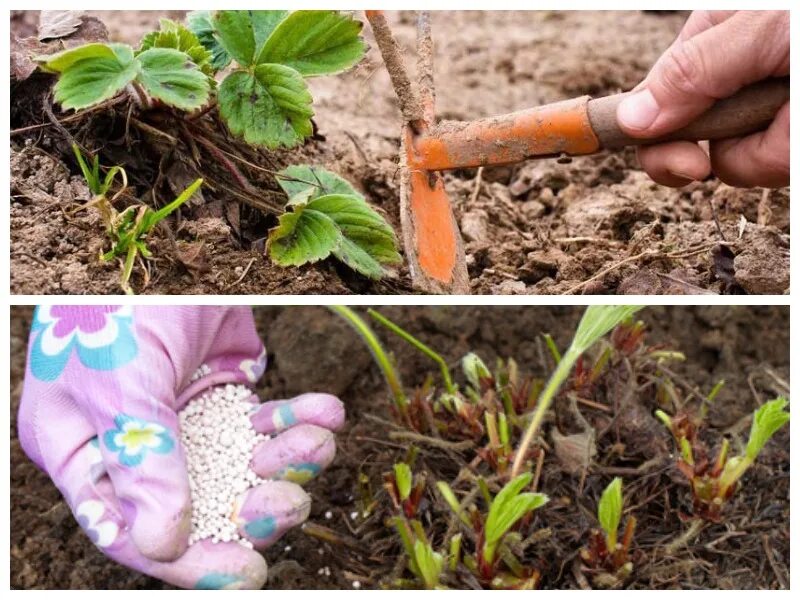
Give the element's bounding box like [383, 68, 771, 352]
[270, 166, 401, 279]
[38, 11, 366, 149]
[656, 397, 789, 521]
[438, 473, 548, 588]
[579, 478, 637, 588]
[191, 10, 365, 148]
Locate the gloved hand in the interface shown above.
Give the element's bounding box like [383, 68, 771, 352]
[18, 306, 345, 589]
[617, 10, 789, 188]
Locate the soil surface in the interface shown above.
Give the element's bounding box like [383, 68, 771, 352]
[9, 11, 790, 295]
[11, 306, 790, 589]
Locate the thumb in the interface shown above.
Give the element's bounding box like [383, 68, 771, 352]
[617, 11, 789, 137]
[92, 405, 192, 562]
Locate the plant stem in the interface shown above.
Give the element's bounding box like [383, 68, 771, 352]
[368, 309, 456, 395]
[511, 349, 578, 477]
[329, 306, 408, 414]
[120, 244, 137, 295]
[665, 518, 705, 555]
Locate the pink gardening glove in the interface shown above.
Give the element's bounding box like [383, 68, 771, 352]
[18, 306, 345, 589]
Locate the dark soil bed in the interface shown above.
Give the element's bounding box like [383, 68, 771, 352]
[9, 11, 790, 295]
[11, 306, 790, 588]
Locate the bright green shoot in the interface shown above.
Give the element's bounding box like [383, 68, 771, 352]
[394, 462, 413, 501]
[73, 144, 127, 198]
[512, 306, 644, 476]
[597, 477, 622, 551]
[436, 481, 470, 527]
[103, 178, 202, 294]
[482, 473, 548, 567]
[393, 518, 444, 589]
[718, 397, 789, 495]
[413, 540, 445, 590]
[462, 352, 491, 390]
[328, 306, 407, 417]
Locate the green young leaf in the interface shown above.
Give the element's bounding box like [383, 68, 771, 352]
[308, 194, 402, 275]
[276, 165, 364, 206]
[484, 474, 548, 552]
[257, 10, 366, 76]
[212, 10, 257, 66]
[49, 44, 139, 110]
[436, 481, 470, 526]
[137, 48, 210, 111]
[597, 477, 622, 549]
[36, 42, 119, 73]
[571, 305, 645, 356]
[745, 397, 790, 460]
[394, 463, 412, 501]
[139, 19, 215, 81]
[218, 66, 313, 149]
[462, 352, 491, 390]
[267, 206, 342, 266]
[186, 10, 232, 70]
[413, 540, 443, 589]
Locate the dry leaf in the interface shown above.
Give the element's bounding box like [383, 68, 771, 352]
[38, 10, 86, 41]
[552, 428, 596, 475]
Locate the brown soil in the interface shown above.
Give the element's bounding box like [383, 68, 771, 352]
[11, 306, 790, 589]
[9, 11, 790, 295]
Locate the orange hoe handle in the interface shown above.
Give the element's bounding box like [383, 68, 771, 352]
[409, 77, 789, 171]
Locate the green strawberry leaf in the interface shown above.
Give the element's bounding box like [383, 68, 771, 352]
[251, 11, 289, 56]
[276, 165, 364, 206]
[212, 10, 256, 66]
[138, 19, 215, 82]
[308, 194, 401, 277]
[50, 44, 139, 110]
[137, 48, 210, 111]
[186, 10, 232, 70]
[36, 42, 119, 73]
[268, 206, 342, 266]
[332, 237, 385, 279]
[218, 65, 313, 149]
[257, 10, 366, 76]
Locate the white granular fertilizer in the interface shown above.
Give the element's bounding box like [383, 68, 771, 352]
[179, 384, 268, 548]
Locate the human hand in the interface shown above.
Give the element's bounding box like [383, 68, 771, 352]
[617, 10, 789, 188]
[18, 306, 344, 589]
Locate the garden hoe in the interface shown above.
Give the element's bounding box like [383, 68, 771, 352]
[366, 10, 789, 295]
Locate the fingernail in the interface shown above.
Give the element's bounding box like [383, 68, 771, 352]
[617, 89, 660, 131]
[667, 170, 695, 185]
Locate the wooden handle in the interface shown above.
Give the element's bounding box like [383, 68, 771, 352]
[587, 77, 789, 149]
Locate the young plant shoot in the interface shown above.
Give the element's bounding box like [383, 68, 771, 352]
[512, 305, 644, 477]
[392, 517, 445, 589]
[657, 397, 789, 521]
[438, 473, 548, 587]
[104, 178, 203, 294]
[580, 477, 636, 588]
[385, 462, 426, 519]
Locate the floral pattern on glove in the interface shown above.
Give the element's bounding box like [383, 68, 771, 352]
[76, 499, 119, 548]
[103, 414, 174, 467]
[239, 347, 267, 383]
[29, 305, 138, 382]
